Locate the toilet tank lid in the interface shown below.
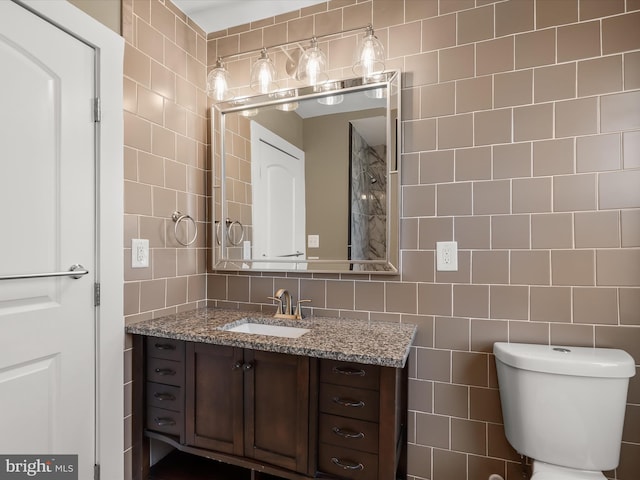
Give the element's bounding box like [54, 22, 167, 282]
[493, 342, 636, 378]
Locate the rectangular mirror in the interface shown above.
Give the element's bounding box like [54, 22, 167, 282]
[211, 71, 401, 274]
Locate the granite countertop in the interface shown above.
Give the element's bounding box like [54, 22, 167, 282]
[125, 308, 416, 368]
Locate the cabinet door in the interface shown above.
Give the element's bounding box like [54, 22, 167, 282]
[185, 343, 244, 455]
[243, 350, 310, 474]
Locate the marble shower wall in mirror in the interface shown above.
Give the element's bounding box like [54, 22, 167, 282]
[349, 121, 387, 270]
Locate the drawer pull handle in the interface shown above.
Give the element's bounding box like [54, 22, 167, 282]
[153, 392, 176, 401]
[154, 368, 176, 376]
[154, 343, 176, 351]
[153, 417, 176, 427]
[332, 396, 365, 408]
[331, 457, 364, 471]
[332, 427, 365, 439]
[333, 366, 366, 376]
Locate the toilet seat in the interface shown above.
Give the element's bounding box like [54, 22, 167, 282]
[531, 461, 606, 480]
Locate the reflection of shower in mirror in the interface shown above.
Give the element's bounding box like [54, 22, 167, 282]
[363, 170, 377, 184]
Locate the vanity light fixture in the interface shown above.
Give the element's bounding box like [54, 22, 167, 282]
[295, 37, 328, 86]
[315, 81, 344, 106]
[250, 48, 279, 94]
[206, 58, 234, 102]
[276, 102, 299, 111]
[353, 25, 385, 79]
[239, 108, 259, 117]
[317, 94, 344, 106]
[206, 24, 385, 103]
[274, 89, 299, 111]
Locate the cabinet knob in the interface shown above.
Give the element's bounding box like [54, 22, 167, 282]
[232, 361, 254, 371]
[232, 361, 244, 370]
[154, 343, 176, 351]
[154, 368, 176, 376]
[330, 457, 364, 471]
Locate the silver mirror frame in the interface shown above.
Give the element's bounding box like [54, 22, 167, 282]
[211, 70, 401, 274]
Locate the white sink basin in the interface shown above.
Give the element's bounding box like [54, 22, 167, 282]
[224, 322, 310, 338]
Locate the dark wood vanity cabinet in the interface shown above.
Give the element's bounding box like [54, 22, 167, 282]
[317, 360, 406, 480]
[185, 342, 315, 475]
[137, 337, 407, 480]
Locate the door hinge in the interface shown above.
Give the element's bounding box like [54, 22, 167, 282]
[93, 97, 101, 122]
[94, 283, 101, 306]
[94, 464, 100, 480]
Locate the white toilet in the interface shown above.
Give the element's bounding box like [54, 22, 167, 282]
[494, 342, 636, 479]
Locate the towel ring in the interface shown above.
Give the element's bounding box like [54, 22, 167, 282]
[171, 211, 198, 246]
[227, 219, 245, 246]
[215, 218, 245, 246]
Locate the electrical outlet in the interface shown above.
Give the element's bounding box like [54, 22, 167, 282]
[131, 239, 149, 268]
[436, 241, 458, 271]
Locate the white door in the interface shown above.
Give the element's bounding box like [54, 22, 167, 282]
[0, 1, 96, 476]
[250, 122, 306, 270]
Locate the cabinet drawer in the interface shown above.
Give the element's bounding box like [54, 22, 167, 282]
[146, 382, 182, 412]
[320, 360, 379, 391]
[146, 357, 184, 387]
[318, 443, 378, 480]
[319, 383, 379, 422]
[319, 413, 378, 454]
[146, 406, 183, 437]
[146, 337, 184, 361]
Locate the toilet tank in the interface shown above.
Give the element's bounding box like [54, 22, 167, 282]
[494, 342, 635, 471]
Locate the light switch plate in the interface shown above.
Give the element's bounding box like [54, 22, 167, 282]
[131, 239, 149, 268]
[436, 241, 458, 271]
[308, 234, 319, 248]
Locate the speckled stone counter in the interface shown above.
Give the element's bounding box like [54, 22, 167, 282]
[125, 308, 416, 368]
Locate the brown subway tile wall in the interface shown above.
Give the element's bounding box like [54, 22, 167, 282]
[122, 1, 209, 475]
[119, 0, 640, 479]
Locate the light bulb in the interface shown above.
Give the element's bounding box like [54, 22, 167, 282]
[296, 37, 328, 86]
[353, 25, 385, 79]
[250, 49, 278, 94]
[206, 58, 233, 102]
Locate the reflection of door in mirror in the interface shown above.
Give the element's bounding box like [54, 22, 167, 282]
[348, 119, 387, 271]
[250, 121, 306, 270]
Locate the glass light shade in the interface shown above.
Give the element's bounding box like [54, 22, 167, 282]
[364, 87, 386, 99]
[317, 94, 343, 105]
[353, 26, 385, 79]
[239, 108, 258, 117]
[250, 49, 278, 94]
[206, 59, 233, 102]
[276, 102, 299, 111]
[295, 38, 328, 86]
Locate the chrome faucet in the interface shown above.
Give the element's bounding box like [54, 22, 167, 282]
[268, 288, 310, 320]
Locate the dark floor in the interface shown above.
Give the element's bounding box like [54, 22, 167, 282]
[148, 451, 286, 480]
[148, 451, 251, 480]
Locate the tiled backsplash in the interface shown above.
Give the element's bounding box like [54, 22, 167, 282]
[120, 0, 640, 479]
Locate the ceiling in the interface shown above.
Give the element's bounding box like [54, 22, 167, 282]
[172, 0, 326, 33]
